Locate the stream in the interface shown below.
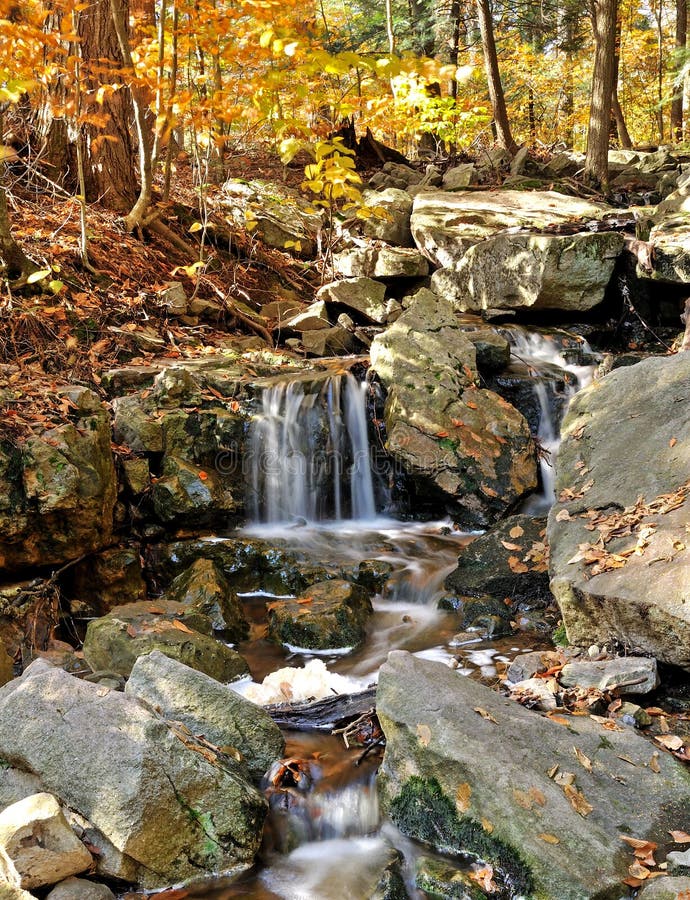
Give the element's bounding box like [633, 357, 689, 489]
[146, 328, 596, 900]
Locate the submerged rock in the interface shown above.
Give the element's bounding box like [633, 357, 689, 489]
[377, 651, 690, 900]
[0, 661, 267, 889]
[82, 600, 249, 681]
[547, 352, 690, 670]
[126, 651, 284, 781]
[267, 580, 372, 650]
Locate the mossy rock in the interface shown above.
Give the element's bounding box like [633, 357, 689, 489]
[267, 580, 373, 650]
[164, 558, 249, 644]
[82, 601, 249, 682]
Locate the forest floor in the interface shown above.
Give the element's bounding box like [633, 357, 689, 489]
[0, 149, 323, 439]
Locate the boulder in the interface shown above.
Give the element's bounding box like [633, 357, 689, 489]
[361, 188, 413, 246]
[638, 879, 690, 899]
[0, 388, 116, 572]
[316, 278, 391, 324]
[642, 214, 690, 283]
[443, 515, 550, 608]
[543, 151, 584, 179]
[547, 352, 690, 670]
[267, 580, 372, 650]
[221, 179, 322, 258]
[410, 189, 617, 269]
[286, 301, 331, 331]
[0, 769, 43, 810]
[126, 651, 284, 781]
[151, 455, 238, 525]
[441, 164, 478, 190]
[377, 651, 690, 900]
[0, 886, 37, 900]
[334, 246, 429, 279]
[0, 661, 266, 889]
[300, 325, 356, 357]
[456, 318, 511, 372]
[506, 649, 562, 683]
[164, 558, 249, 643]
[0, 793, 92, 889]
[559, 656, 659, 695]
[370, 289, 537, 528]
[82, 601, 249, 681]
[45, 878, 115, 900]
[431, 231, 623, 313]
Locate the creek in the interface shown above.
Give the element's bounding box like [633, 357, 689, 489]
[153, 330, 596, 900]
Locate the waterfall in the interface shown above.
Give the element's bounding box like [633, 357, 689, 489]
[249, 373, 377, 524]
[503, 328, 596, 510]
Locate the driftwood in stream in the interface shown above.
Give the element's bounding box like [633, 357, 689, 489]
[265, 687, 376, 732]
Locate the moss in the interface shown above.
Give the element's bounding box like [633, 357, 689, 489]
[389, 776, 532, 897]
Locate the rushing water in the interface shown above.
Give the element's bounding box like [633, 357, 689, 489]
[501, 327, 597, 511]
[248, 374, 377, 524]
[143, 343, 589, 899]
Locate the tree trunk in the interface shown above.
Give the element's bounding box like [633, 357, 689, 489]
[671, 0, 687, 141]
[78, 0, 137, 212]
[476, 0, 518, 153]
[584, 0, 617, 189]
[612, 15, 632, 148]
[0, 186, 37, 281]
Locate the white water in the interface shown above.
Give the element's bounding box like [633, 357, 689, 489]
[248, 373, 377, 524]
[505, 328, 596, 511]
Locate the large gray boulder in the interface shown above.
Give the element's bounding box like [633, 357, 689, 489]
[410, 189, 617, 268]
[360, 187, 413, 246]
[0, 661, 266, 889]
[377, 651, 690, 900]
[548, 352, 690, 669]
[432, 230, 624, 313]
[0, 388, 116, 573]
[370, 289, 536, 527]
[126, 651, 284, 781]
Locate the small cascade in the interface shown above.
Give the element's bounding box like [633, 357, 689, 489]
[501, 328, 597, 510]
[249, 373, 378, 524]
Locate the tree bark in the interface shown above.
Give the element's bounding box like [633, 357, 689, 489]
[0, 186, 37, 281]
[476, 0, 518, 153]
[611, 15, 632, 148]
[584, 0, 618, 189]
[78, 0, 137, 212]
[671, 0, 687, 141]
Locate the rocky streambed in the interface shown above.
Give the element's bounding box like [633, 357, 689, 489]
[2, 176, 690, 899]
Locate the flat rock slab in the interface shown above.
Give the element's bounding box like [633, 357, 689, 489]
[560, 656, 659, 695]
[267, 580, 372, 650]
[334, 246, 429, 279]
[377, 651, 690, 900]
[411, 190, 617, 268]
[0, 661, 266, 889]
[126, 651, 284, 781]
[547, 352, 690, 670]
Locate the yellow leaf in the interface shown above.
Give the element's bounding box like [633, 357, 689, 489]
[416, 723, 431, 747]
[538, 833, 560, 844]
[455, 782, 471, 812]
[27, 269, 51, 284]
[188, 222, 203, 233]
[509, 525, 524, 538]
[573, 747, 593, 773]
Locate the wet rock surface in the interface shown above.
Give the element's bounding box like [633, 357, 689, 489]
[267, 580, 373, 650]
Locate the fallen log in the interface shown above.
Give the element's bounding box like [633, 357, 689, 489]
[265, 687, 376, 732]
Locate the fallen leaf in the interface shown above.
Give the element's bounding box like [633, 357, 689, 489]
[529, 787, 546, 806]
[416, 723, 432, 747]
[469, 865, 496, 892]
[466, 401, 478, 410]
[556, 509, 571, 522]
[670, 437, 678, 448]
[171, 619, 194, 634]
[628, 862, 650, 880]
[474, 707, 498, 724]
[435, 430, 449, 438]
[500, 540, 523, 551]
[198, 470, 208, 480]
[456, 782, 471, 812]
[563, 783, 593, 817]
[508, 556, 529, 574]
[655, 734, 684, 751]
[622, 876, 644, 888]
[669, 830, 690, 842]
[296, 597, 313, 605]
[481, 818, 494, 833]
[650, 752, 661, 773]
[513, 788, 534, 810]
[509, 525, 525, 539]
[126, 624, 137, 638]
[574, 747, 593, 772]
[538, 833, 560, 844]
